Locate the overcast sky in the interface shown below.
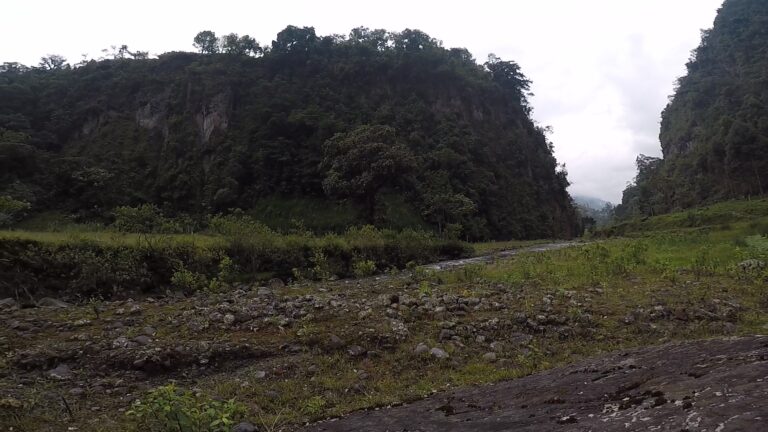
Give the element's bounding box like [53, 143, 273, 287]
[3, 0, 724, 203]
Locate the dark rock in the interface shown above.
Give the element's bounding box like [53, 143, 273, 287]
[133, 335, 152, 346]
[232, 421, 258, 432]
[430, 348, 449, 359]
[439, 329, 455, 341]
[347, 345, 366, 357]
[328, 334, 346, 350]
[0, 298, 19, 310]
[302, 337, 768, 431]
[47, 364, 73, 380]
[738, 259, 766, 271]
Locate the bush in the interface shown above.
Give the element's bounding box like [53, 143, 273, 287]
[0, 225, 471, 298]
[127, 384, 245, 432]
[170, 265, 209, 292]
[0, 196, 31, 227]
[113, 204, 181, 233]
[352, 259, 377, 278]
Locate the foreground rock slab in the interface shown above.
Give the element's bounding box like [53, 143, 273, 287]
[305, 336, 768, 431]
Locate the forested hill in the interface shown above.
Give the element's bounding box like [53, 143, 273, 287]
[617, 0, 768, 218]
[0, 26, 578, 240]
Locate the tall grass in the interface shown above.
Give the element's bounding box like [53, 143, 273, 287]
[0, 222, 471, 300]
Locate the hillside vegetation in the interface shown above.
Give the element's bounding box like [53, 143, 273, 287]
[0, 26, 578, 240]
[618, 0, 768, 218]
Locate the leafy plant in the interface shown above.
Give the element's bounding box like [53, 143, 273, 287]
[303, 396, 327, 416]
[127, 384, 245, 432]
[352, 259, 376, 278]
[171, 265, 209, 292]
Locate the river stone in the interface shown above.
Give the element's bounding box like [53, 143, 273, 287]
[430, 347, 449, 359]
[232, 421, 258, 432]
[37, 297, 71, 308]
[328, 334, 346, 350]
[0, 298, 18, 310]
[48, 364, 73, 380]
[414, 343, 429, 355]
[738, 259, 766, 271]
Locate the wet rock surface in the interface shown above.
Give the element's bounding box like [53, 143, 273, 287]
[305, 336, 768, 431]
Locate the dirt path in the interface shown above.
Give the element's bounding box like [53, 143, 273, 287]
[423, 241, 578, 271]
[305, 336, 768, 431]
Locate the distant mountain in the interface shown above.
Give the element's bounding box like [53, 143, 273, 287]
[617, 0, 768, 218]
[573, 195, 612, 210]
[573, 195, 614, 228]
[0, 26, 579, 240]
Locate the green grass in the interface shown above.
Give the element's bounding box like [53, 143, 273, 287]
[601, 197, 768, 237]
[0, 229, 226, 247]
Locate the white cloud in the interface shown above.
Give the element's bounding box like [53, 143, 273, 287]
[2, 0, 724, 203]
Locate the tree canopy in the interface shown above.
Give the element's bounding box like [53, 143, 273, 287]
[617, 0, 768, 218]
[0, 26, 578, 240]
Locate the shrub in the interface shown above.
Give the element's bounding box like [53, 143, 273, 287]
[171, 265, 209, 292]
[0, 196, 31, 227]
[127, 384, 245, 432]
[113, 204, 181, 233]
[352, 259, 377, 278]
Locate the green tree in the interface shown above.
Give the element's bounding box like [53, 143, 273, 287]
[271, 26, 317, 53]
[193, 31, 219, 54]
[38, 54, 67, 70]
[220, 33, 261, 56]
[485, 54, 532, 110]
[322, 125, 416, 223]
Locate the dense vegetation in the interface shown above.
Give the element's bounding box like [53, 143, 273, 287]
[617, 0, 768, 218]
[0, 219, 470, 300]
[0, 26, 578, 240]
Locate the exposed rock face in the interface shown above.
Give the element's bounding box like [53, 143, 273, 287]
[195, 91, 231, 144]
[136, 89, 170, 131]
[305, 336, 768, 431]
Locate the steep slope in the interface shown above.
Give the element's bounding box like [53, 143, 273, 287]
[0, 27, 578, 240]
[618, 0, 768, 218]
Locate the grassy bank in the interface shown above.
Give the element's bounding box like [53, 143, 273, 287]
[599, 198, 768, 237]
[0, 226, 471, 300]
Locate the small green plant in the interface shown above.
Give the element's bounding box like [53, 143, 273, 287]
[127, 384, 245, 432]
[207, 255, 238, 292]
[171, 265, 209, 292]
[692, 247, 717, 278]
[310, 247, 331, 280]
[303, 396, 327, 416]
[456, 264, 485, 283]
[418, 280, 432, 297]
[352, 259, 377, 278]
